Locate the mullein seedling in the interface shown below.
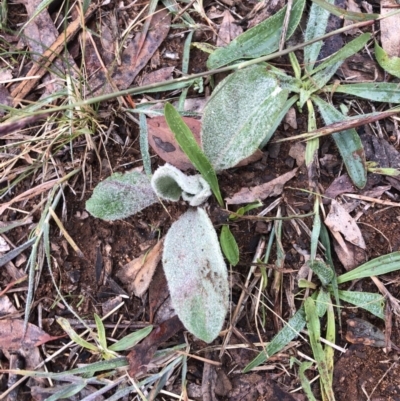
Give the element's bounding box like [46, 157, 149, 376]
[86, 70, 287, 341]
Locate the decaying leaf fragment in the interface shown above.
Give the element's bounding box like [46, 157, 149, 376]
[226, 167, 298, 204]
[324, 200, 366, 251]
[116, 240, 164, 297]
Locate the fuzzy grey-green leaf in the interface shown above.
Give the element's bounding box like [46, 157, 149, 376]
[202, 65, 288, 171]
[86, 171, 157, 221]
[163, 208, 229, 343]
[206, 0, 305, 69]
[151, 164, 211, 206]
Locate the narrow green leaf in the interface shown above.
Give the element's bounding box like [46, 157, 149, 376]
[304, 0, 334, 72]
[86, 171, 158, 220]
[337, 251, 400, 283]
[139, 114, 152, 176]
[320, 223, 341, 328]
[316, 288, 330, 317]
[163, 208, 229, 343]
[7, 358, 128, 379]
[260, 95, 298, 148]
[109, 325, 153, 351]
[305, 297, 335, 401]
[45, 382, 87, 401]
[310, 197, 321, 261]
[305, 99, 318, 166]
[243, 308, 307, 372]
[164, 103, 223, 206]
[289, 52, 302, 80]
[310, 0, 379, 21]
[220, 225, 239, 266]
[207, 0, 306, 69]
[310, 33, 371, 76]
[325, 299, 335, 390]
[338, 290, 385, 319]
[299, 361, 318, 401]
[325, 82, 400, 103]
[376, 40, 400, 78]
[202, 65, 288, 170]
[57, 318, 98, 352]
[94, 314, 108, 351]
[312, 96, 366, 189]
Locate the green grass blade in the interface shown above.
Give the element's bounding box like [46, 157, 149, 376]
[6, 358, 128, 379]
[164, 102, 223, 206]
[207, 0, 306, 69]
[305, 100, 319, 166]
[57, 317, 98, 352]
[320, 224, 341, 328]
[109, 325, 153, 351]
[375, 40, 400, 78]
[139, 114, 152, 176]
[312, 96, 366, 189]
[338, 290, 385, 319]
[310, 0, 379, 21]
[326, 82, 400, 104]
[94, 313, 108, 351]
[310, 197, 321, 261]
[305, 297, 335, 401]
[310, 33, 371, 76]
[304, 0, 334, 72]
[220, 225, 239, 266]
[299, 361, 318, 401]
[337, 252, 400, 283]
[260, 95, 298, 148]
[243, 307, 307, 372]
[45, 382, 87, 401]
[325, 298, 335, 390]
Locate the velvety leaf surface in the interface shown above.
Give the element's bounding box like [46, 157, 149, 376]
[202, 65, 288, 171]
[86, 171, 157, 221]
[162, 208, 228, 343]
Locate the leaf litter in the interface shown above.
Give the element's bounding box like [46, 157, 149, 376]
[3, 0, 400, 400]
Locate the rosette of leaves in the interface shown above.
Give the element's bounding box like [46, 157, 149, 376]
[86, 64, 289, 342]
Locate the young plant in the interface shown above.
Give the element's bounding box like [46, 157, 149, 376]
[86, 62, 288, 342]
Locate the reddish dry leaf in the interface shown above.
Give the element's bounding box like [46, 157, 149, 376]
[0, 319, 57, 351]
[141, 66, 175, 86]
[116, 239, 163, 297]
[216, 10, 243, 48]
[148, 265, 171, 324]
[325, 200, 366, 251]
[148, 116, 202, 171]
[87, 8, 171, 95]
[324, 174, 355, 202]
[127, 315, 184, 377]
[332, 238, 366, 271]
[381, 0, 400, 57]
[225, 168, 298, 204]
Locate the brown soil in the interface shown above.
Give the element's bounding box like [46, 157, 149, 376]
[2, 0, 400, 400]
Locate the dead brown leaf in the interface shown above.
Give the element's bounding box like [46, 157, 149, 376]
[87, 8, 171, 95]
[344, 0, 362, 35]
[225, 168, 298, 205]
[324, 200, 366, 251]
[127, 315, 184, 377]
[141, 66, 175, 86]
[148, 116, 202, 170]
[216, 10, 243, 47]
[381, 0, 400, 57]
[346, 318, 392, 348]
[0, 319, 57, 351]
[332, 238, 367, 271]
[116, 239, 163, 297]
